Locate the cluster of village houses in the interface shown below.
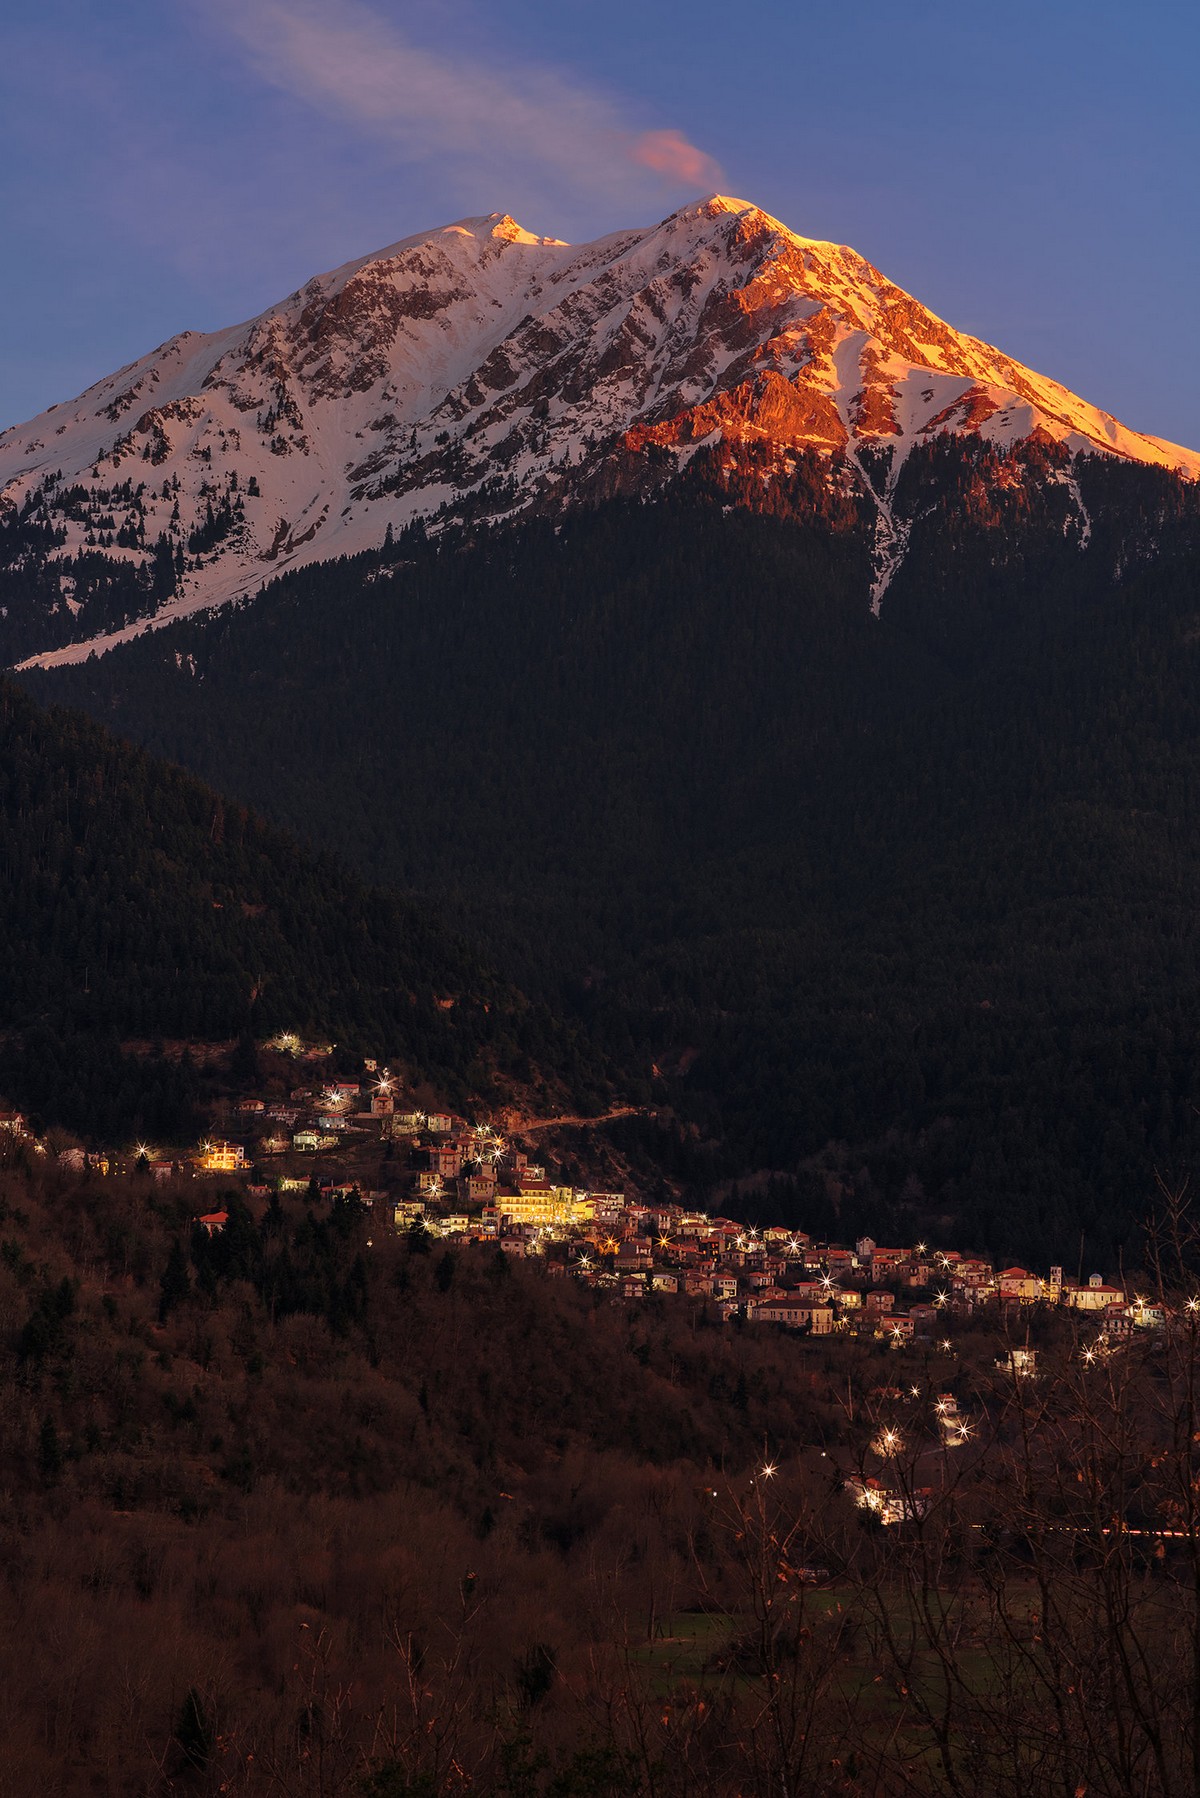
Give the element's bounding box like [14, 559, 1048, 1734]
[1, 1072, 1169, 1344]
[5, 1077, 1180, 1532]
[178, 1076, 1169, 1344]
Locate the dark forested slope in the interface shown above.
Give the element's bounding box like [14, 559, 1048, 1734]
[1, 1139, 1198, 1796]
[27, 444, 1200, 1260]
[0, 1155, 848, 1796]
[0, 679, 609, 1140]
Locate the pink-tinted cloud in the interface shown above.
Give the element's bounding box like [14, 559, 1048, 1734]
[203, 0, 722, 212]
[631, 129, 722, 188]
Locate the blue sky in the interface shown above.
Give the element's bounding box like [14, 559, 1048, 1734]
[3, 0, 1197, 447]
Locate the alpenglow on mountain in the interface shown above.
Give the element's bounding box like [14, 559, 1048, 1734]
[2, 194, 1197, 667]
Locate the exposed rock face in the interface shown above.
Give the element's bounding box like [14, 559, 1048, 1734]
[2, 196, 1197, 666]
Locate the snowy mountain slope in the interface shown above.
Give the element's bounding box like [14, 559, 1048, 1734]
[2, 195, 1197, 666]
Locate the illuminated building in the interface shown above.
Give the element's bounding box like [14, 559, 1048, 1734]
[197, 1140, 245, 1174]
[491, 1183, 599, 1230]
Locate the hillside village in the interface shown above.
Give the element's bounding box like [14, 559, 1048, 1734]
[3, 1041, 1170, 1349]
[0, 1049, 1184, 1545]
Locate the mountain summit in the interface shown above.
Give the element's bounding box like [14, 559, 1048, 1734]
[2, 195, 1197, 665]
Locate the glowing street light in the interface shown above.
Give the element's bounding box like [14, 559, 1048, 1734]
[761, 1462, 777, 1479]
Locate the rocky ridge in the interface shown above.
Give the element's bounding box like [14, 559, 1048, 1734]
[2, 195, 1197, 665]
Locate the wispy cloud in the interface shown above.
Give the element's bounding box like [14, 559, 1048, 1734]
[631, 129, 725, 186]
[204, 0, 722, 212]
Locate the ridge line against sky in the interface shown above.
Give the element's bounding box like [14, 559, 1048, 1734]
[1, 0, 1197, 448]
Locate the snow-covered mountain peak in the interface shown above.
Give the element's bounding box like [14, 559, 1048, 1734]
[3, 195, 1197, 667]
[684, 193, 776, 225]
[683, 192, 829, 246]
[449, 213, 570, 247]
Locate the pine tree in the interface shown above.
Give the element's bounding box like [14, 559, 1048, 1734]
[230, 1028, 260, 1084]
[158, 1238, 191, 1322]
[173, 1688, 214, 1772]
[37, 1415, 62, 1484]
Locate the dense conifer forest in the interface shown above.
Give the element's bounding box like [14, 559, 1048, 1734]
[0, 680, 613, 1142]
[30, 443, 1200, 1264]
